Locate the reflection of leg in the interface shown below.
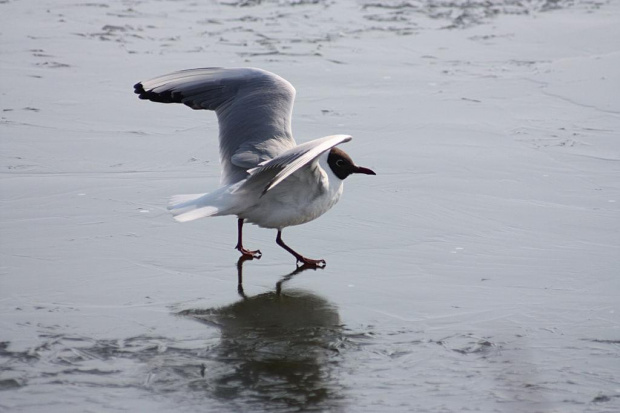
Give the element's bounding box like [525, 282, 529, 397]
[235, 218, 262, 259]
[276, 230, 326, 268]
[276, 264, 319, 295]
[236, 255, 253, 299]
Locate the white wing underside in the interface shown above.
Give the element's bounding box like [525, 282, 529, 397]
[240, 134, 352, 195]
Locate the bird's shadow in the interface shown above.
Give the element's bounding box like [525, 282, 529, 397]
[176, 257, 345, 411]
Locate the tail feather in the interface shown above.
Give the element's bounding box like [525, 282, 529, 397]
[172, 205, 220, 222]
[169, 193, 206, 210]
[167, 186, 236, 222]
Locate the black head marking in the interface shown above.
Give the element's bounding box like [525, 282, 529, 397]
[327, 147, 376, 180]
[327, 148, 355, 180]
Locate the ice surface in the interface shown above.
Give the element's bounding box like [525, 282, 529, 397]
[1, 0, 619, 412]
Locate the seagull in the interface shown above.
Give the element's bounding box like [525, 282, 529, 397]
[134, 67, 375, 267]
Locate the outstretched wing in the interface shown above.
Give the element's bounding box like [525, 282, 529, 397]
[134, 67, 297, 185]
[238, 134, 352, 196]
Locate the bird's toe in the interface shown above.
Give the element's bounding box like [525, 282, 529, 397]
[297, 257, 326, 268]
[237, 246, 262, 259]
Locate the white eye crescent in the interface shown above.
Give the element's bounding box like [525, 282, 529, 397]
[336, 159, 345, 167]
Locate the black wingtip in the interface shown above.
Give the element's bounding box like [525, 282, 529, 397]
[133, 82, 145, 94]
[133, 82, 150, 100]
[133, 82, 181, 104]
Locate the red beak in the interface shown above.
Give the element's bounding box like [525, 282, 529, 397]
[353, 166, 376, 175]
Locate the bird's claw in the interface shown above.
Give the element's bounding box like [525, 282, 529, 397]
[296, 257, 326, 268]
[237, 246, 262, 259]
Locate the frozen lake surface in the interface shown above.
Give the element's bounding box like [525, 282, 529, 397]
[1, 0, 619, 412]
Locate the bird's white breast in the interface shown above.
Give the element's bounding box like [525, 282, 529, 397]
[239, 152, 343, 229]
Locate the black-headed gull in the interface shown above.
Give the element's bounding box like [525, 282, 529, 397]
[134, 67, 375, 267]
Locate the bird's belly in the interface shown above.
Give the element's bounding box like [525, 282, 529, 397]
[240, 175, 342, 229]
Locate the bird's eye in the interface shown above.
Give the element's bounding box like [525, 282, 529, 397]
[336, 159, 345, 167]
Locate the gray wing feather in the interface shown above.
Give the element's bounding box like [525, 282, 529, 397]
[134, 67, 297, 184]
[238, 134, 352, 196]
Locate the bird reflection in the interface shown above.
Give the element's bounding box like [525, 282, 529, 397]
[178, 258, 345, 411]
[236, 255, 321, 298]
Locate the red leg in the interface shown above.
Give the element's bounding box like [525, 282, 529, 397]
[235, 219, 261, 259]
[276, 230, 326, 268]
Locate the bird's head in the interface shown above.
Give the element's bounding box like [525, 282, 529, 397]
[327, 147, 376, 180]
